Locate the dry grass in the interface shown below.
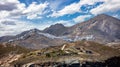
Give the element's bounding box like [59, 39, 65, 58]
[11, 41, 120, 65]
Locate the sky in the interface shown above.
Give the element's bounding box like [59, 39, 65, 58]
[0, 0, 120, 36]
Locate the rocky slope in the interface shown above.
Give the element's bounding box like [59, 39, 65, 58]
[0, 43, 32, 67]
[43, 23, 69, 36]
[43, 14, 120, 44]
[0, 29, 66, 49]
[12, 41, 120, 67]
[0, 14, 120, 49]
[69, 14, 120, 43]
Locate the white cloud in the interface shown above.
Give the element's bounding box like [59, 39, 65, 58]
[23, 2, 49, 19]
[90, 0, 120, 15]
[0, 11, 10, 19]
[51, 2, 81, 17]
[23, 2, 48, 14]
[50, 0, 102, 17]
[0, 19, 37, 36]
[80, 0, 103, 5]
[73, 15, 91, 23]
[0, 0, 25, 19]
[0, 0, 19, 3]
[50, 0, 120, 17]
[113, 14, 120, 19]
[0, 0, 50, 36]
[49, 0, 64, 10]
[0, 0, 29, 36]
[0, 0, 49, 20]
[27, 14, 42, 19]
[54, 20, 74, 26]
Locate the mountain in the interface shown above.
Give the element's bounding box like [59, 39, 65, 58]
[69, 14, 120, 43]
[0, 14, 120, 48]
[43, 14, 120, 43]
[0, 29, 66, 49]
[43, 23, 69, 36]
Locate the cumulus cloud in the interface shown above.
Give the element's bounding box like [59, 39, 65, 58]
[50, 0, 102, 17]
[0, 1, 26, 36]
[0, 11, 10, 19]
[0, 0, 50, 36]
[0, 0, 49, 20]
[90, 0, 120, 15]
[51, 2, 81, 17]
[23, 2, 49, 19]
[0, 0, 18, 3]
[0, 2, 17, 11]
[0, 19, 36, 36]
[73, 15, 91, 23]
[113, 14, 120, 19]
[80, 0, 103, 5]
[50, 0, 120, 17]
[1, 21, 16, 25]
[0, 0, 25, 19]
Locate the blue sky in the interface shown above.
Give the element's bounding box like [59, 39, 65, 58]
[0, 0, 120, 36]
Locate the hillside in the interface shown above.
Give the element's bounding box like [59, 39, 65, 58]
[0, 29, 67, 49]
[12, 41, 120, 67]
[43, 23, 69, 36]
[0, 43, 33, 67]
[42, 14, 120, 44]
[69, 14, 120, 43]
[0, 43, 31, 58]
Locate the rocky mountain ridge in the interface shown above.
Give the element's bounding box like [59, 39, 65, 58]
[0, 28, 66, 49]
[0, 14, 120, 49]
[43, 14, 120, 43]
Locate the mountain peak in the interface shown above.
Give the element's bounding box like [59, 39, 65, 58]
[71, 14, 120, 43]
[43, 23, 68, 36]
[94, 14, 118, 20]
[97, 14, 109, 17]
[50, 23, 65, 28]
[29, 28, 40, 33]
